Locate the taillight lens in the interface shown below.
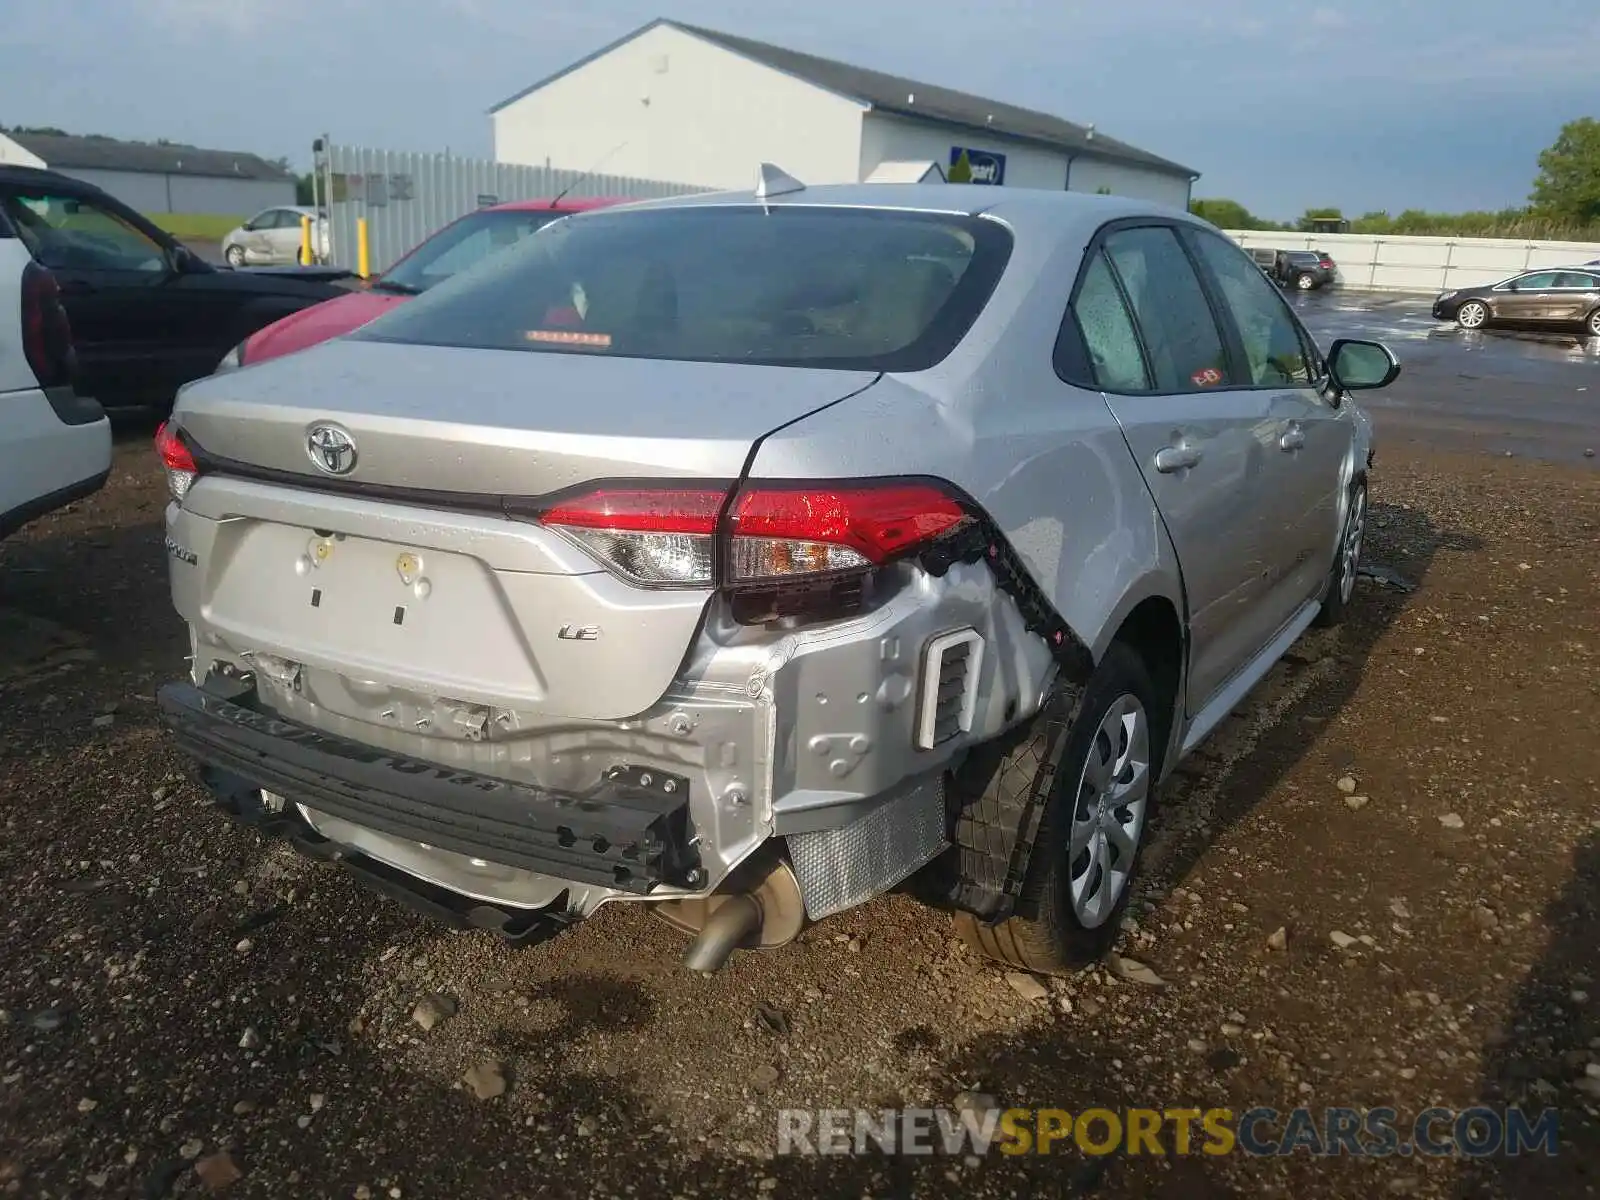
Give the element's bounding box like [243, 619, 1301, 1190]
[19, 261, 75, 390]
[727, 484, 967, 581]
[539, 480, 970, 615]
[154, 421, 199, 502]
[541, 487, 725, 587]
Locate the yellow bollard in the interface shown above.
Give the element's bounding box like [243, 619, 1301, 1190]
[357, 218, 370, 279]
[299, 214, 313, 266]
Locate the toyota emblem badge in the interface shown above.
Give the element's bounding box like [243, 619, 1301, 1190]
[306, 424, 357, 476]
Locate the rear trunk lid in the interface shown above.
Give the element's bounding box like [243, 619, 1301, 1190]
[176, 337, 878, 494]
[170, 339, 878, 721]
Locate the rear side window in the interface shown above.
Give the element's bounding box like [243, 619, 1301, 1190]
[1070, 251, 1150, 391]
[1101, 227, 1229, 392]
[1187, 228, 1313, 387]
[1555, 271, 1600, 288]
[356, 206, 1013, 372]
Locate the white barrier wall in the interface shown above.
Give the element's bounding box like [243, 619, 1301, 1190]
[1224, 230, 1600, 294]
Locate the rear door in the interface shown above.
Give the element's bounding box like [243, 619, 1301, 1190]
[1552, 271, 1600, 322]
[1081, 223, 1289, 712]
[1184, 225, 1349, 620]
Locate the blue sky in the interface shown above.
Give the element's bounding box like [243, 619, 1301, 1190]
[1, 0, 1593, 219]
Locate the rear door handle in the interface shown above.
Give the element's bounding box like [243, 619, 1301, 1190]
[1279, 424, 1306, 452]
[1154, 442, 1204, 473]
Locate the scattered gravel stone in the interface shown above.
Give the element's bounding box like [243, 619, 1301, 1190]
[195, 1152, 242, 1191]
[1330, 931, 1358, 950]
[1438, 813, 1465, 830]
[234, 939, 253, 955]
[1107, 954, 1166, 987]
[178, 1140, 204, 1161]
[1472, 907, 1501, 932]
[412, 994, 457, 1032]
[77, 1098, 97, 1114]
[1336, 776, 1358, 794]
[954, 1091, 998, 1114]
[463, 1061, 506, 1101]
[751, 1064, 781, 1093]
[91, 714, 115, 729]
[231, 1100, 256, 1116]
[1003, 971, 1050, 1002]
[1186, 1039, 1207, 1053]
[1344, 794, 1369, 811]
[237, 1027, 262, 1051]
[1390, 898, 1413, 920]
[1267, 927, 1288, 952]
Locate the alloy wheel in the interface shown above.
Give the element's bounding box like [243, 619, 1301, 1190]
[1458, 302, 1487, 329]
[1339, 486, 1367, 604]
[1067, 694, 1151, 928]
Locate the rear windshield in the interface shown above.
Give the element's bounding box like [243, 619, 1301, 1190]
[380, 208, 566, 293]
[355, 206, 1013, 371]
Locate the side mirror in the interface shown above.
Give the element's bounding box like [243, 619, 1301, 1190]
[1327, 338, 1400, 391]
[169, 245, 206, 275]
[1507, 281, 1519, 292]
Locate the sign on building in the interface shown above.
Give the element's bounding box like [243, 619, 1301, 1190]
[948, 147, 1006, 185]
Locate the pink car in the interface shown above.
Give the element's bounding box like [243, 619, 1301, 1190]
[233, 197, 624, 366]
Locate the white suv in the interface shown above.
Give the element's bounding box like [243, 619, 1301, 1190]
[0, 226, 111, 540]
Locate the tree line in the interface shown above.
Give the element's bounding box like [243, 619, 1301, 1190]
[1191, 117, 1600, 241]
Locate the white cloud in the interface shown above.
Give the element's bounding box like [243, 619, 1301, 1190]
[1310, 7, 1347, 28]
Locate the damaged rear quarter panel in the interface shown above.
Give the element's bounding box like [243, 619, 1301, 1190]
[741, 220, 1184, 682]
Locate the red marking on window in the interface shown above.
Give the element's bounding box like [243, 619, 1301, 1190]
[525, 329, 612, 347]
[1190, 367, 1224, 387]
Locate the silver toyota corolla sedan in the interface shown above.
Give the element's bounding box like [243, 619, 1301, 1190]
[152, 175, 1396, 976]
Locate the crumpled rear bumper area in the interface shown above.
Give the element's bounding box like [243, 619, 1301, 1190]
[157, 670, 704, 908]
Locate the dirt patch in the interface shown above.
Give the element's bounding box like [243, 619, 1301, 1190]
[0, 437, 1596, 1199]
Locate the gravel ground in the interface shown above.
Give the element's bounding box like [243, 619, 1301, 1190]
[2, 416, 1598, 1198]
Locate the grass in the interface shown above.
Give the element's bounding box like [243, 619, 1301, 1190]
[145, 213, 243, 242]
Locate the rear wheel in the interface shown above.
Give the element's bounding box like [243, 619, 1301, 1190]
[1314, 479, 1366, 628]
[1456, 300, 1489, 330]
[955, 641, 1162, 974]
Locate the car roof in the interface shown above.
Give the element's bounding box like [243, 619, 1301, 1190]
[488, 196, 630, 213]
[0, 164, 110, 195]
[600, 182, 1200, 244]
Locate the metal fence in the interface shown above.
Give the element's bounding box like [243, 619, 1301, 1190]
[1224, 229, 1600, 293]
[316, 142, 707, 275]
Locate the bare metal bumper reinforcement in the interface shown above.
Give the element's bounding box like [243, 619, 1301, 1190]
[157, 671, 702, 924]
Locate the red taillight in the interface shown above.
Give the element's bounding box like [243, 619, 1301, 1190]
[538, 480, 969, 616]
[154, 421, 199, 502]
[728, 484, 967, 581]
[541, 487, 728, 587]
[19, 261, 75, 390]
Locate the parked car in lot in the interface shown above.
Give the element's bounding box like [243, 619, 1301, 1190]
[1433, 268, 1600, 338]
[1247, 247, 1338, 290]
[0, 167, 351, 412]
[221, 205, 329, 267]
[233, 197, 624, 367]
[154, 180, 1396, 976]
[0, 214, 110, 539]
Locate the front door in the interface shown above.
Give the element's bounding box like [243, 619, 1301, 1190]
[0, 186, 187, 404]
[1183, 226, 1350, 615]
[1493, 271, 1559, 322]
[1080, 224, 1294, 713]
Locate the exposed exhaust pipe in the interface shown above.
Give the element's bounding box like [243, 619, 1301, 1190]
[682, 895, 764, 973]
[654, 854, 807, 974]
